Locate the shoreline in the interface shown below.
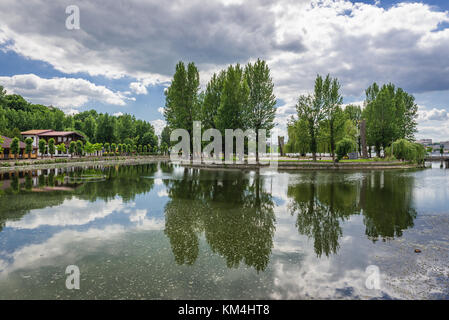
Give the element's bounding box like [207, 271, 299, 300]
[0, 156, 424, 173]
[178, 160, 422, 170]
[0, 155, 169, 173]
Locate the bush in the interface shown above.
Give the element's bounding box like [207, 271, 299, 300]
[391, 139, 426, 164]
[336, 138, 356, 161]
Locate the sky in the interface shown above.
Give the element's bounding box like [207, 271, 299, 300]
[0, 0, 448, 141]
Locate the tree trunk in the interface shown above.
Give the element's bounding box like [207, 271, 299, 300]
[310, 124, 317, 162]
[330, 120, 335, 161]
[256, 131, 259, 163]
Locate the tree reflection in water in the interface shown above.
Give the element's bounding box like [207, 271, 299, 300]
[287, 171, 417, 257]
[360, 171, 417, 241]
[164, 168, 276, 272]
[0, 164, 419, 267]
[0, 163, 159, 232]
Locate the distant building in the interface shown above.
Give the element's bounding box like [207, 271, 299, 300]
[1, 135, 37, 159]
[429, 141, 449, 152]
[21, 130, 84, 156]
[417, 139, 432, 146]
[440, 141, 449, 150]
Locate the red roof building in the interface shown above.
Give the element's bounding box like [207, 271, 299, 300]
[1, 135, 37, 159]
[20, 130, 85, 156]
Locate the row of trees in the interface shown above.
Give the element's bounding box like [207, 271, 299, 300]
[0, 86, 158, 149]
[5, 136, 170, 160]
[34, 139, 168, 158]
[286, 74, 419, 161]
[164, 59, 276, 161]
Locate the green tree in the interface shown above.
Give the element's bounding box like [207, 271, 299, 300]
[216, 64, 249, 133]
[343, 119, 358, 143]
[48, 138, 55, 157]
[161, 142, 168, 155]
[84, 142, 95, 155]
[202, 71, 226, 129]
[39, 139, 46, 158]
[96, 113, 116, 143]
[344, 104, 362, 123]
[116, 114, 136, 142]
[244, 59, 277, 161]
[296, 75, 329, 161]
[285, 117, 310, 156]
[76, 140, 84, 156]
[363, 83, 418, 156]
[56, 143, 66, 155]
[10, 128, 22, 140]
[11, 137, 20, 159]
[141, 131, 157, 149]
[111, 143, 117, 155]
[82, 115, 97, 142]
[161, 126, 171, 147]
[69, 141, 76, 157]
[322, 75, 344, 160]
[164, 61, 200, 150]
[25, 137, 33, 159]
[336, 138, 356, 161]
[104, 142, 110, 154]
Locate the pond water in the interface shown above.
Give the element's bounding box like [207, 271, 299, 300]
[0, 161, 448, 299]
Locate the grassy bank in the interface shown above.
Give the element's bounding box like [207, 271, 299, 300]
[181, 159, 421, 170]
[1, 156, 422, 173]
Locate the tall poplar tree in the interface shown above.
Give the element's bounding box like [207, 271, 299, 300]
[164, 61, 200, 144]
[244, 59, 277, 161]
[202, 70, 226, 130]
[322, 75, 343, 160]
[215, 64, 249, 132]
[296, 75, 329, 161]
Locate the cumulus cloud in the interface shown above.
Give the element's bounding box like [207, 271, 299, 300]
[416, 106, 449, 140]
[0, 0, 290, 80]
[418, 107, 449, 121]
[0, 74, 128, 111]
[151, 119, 166, 136]
[1, 0, 449, 139]
[129, 82, 148, 95]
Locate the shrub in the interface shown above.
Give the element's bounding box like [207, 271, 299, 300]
[335, 138, 356, 161]
[391, 139, 426, 164]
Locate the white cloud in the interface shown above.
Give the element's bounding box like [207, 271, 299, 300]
[0, 74, 128, 111]
[418, 107, 449, 121]
[157, 107, 165, 115]
[416, 105, 449, 141]
[151, 119, 166, 136]
[113, 112, 124, 117]
[1, 0, 449, 140]
[130, 82, 148, 95]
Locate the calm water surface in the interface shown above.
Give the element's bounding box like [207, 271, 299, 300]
[0, 161, 448, 299]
